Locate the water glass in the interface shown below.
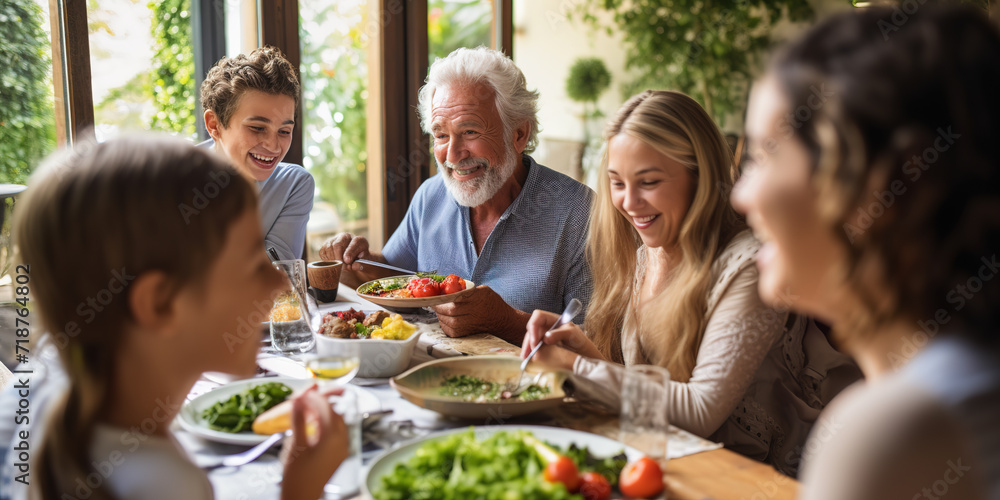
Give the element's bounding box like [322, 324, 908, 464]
[323, 390, 362, 499]
[620, 364, 670, 459]
[270, 259, 315, 353]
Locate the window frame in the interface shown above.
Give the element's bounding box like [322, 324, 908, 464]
[48, 0, 513, 244]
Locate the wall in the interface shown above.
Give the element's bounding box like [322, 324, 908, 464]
[512, 0, 852, 177]
[512, 0, 631, 178]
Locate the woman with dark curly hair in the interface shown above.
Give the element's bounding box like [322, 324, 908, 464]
[200, 46, 313, 260]
[732, 5, 1000, 498]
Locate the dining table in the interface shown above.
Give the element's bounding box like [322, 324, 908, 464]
[176, 283, 799, 500]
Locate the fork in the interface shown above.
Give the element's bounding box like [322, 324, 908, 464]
[200, 431, 288, 470]
[506, 298, 583, 393]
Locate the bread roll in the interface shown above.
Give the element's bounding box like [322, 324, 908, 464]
[252, 400, 292, 435]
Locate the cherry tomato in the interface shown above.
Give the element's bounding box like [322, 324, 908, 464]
[407, 277, 441, 298]
[441, 274, 465, 295]
[543, 456, 580, 492]
[619, 457, 664, 498]
[579, 471, 611, 500]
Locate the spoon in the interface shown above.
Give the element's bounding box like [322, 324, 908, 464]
[506, 298, 582, 394]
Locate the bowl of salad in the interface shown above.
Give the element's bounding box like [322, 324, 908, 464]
[364, 426, 665, 500]
[313, 308, 426, 378]
[390, 355, 570, 419]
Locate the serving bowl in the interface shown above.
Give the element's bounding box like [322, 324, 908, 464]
[390, 355, 569, 419]
[312, 315, 427, 378]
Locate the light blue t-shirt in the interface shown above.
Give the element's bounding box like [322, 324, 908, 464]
[382, 155, 594, 321]
[257, 162, 314, 261]
[901, 335, 1000, 498]
[198, 139, 314, 260]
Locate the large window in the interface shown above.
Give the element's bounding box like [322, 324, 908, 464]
[88, 0, 197, 141]
[1, 0, 56, 186]
[429, 0, 493, 61]
[299, 1, 374, 259]
[1, 0, 56, 297]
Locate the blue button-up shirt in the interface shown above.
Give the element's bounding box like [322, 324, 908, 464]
[383, 155, 594, 321]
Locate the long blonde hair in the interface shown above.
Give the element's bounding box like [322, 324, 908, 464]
[15, 136, 257, 499]
[584, 90, 744, 381]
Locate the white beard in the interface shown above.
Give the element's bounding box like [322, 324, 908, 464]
[439, 150, 518, 207]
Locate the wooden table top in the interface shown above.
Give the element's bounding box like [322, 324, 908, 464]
[329, 285, 800, 500]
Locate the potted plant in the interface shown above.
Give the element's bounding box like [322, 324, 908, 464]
[565, 57, 612, 180]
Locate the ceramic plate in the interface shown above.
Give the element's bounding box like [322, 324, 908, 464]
[390, 356, 569, 420]
[355, 275, 476, 308]
[177, 376, 380, 445]
[363, 425, 658, 499]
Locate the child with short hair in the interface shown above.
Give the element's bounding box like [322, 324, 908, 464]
[200, 46, 313, 261]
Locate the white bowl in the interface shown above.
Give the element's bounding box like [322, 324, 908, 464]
[313, 322, 425, 378]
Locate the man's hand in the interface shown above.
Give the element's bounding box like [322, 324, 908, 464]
[318, 232, 390, 288]
[319, 232, 373, 269]
[432, 285, 531, 344]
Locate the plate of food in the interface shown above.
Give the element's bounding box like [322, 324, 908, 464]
[177, 376, 380, 445]
[356, 273, 476, 308]
[313, 308, 428, 378]
[364, 425, 666, 500]
[390, 356, 570, 419]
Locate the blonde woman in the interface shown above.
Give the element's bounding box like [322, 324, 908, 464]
[523, 90, 858, 474]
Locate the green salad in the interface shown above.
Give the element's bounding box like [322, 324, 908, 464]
[439, 375, 551, 402]
[200, 382, 293, 433]
[373, 429, 627, 500]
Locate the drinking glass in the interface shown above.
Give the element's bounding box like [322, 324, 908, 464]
[323, 389, 362, 499]
[302, 342, 360, 387]
[270, 259, 315, 353]
[620, 364, 670, 459]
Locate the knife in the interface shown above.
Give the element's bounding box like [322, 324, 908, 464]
[354, 259, 421, 275]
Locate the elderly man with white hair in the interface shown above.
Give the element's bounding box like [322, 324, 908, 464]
[320, 47, 593, 343]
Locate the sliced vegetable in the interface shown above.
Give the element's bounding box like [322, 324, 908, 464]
[579, 471, 612, 500]
[407, 277, 442, 297]
[619, 456, 664, 498]
[525, 434, 581, 492]
[441, 274, 466, 295]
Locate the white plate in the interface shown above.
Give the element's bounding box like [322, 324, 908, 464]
[177, 376, 381, 445]
[363, 425, 653, 498]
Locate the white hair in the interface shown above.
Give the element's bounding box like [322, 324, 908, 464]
[417, 46, 540, 154]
